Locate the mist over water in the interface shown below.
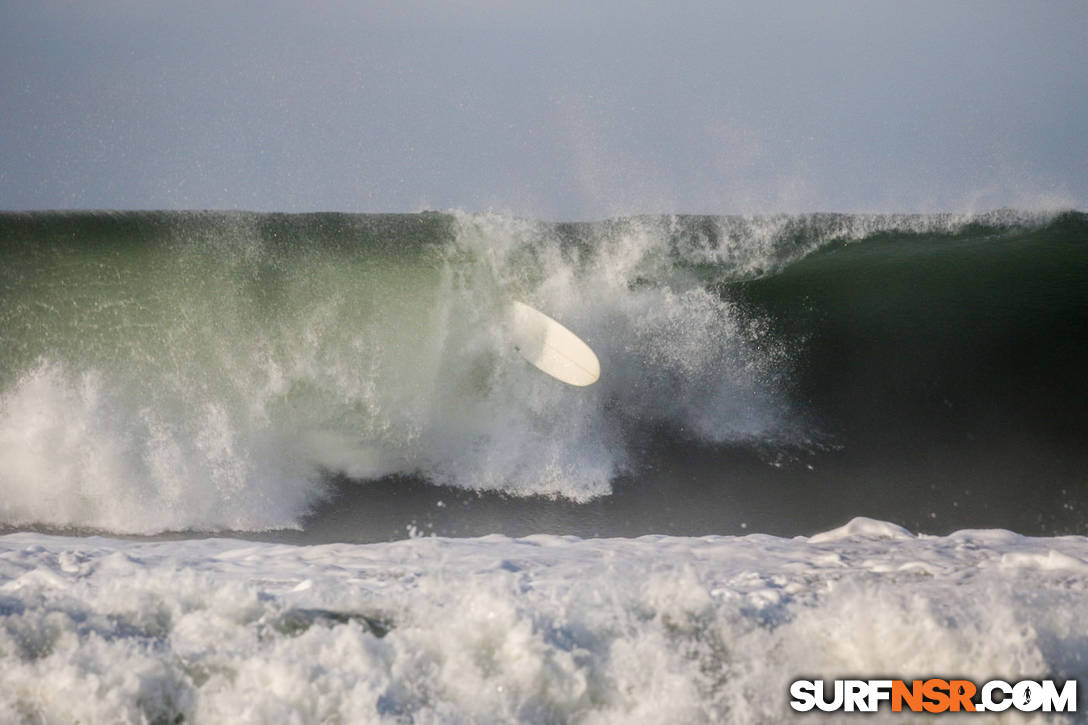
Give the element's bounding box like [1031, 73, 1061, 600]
[0, 209, 1085, 537]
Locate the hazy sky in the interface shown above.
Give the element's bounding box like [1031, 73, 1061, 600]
[1, 0, 1085, 218]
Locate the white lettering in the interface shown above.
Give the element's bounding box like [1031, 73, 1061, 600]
[868, 680, 893, 711]
[982, 680, 1013, 712]
[1013, 680, 1043, 712]
[789, 680, 816, 712]
[1041, 680, 1077, 713]
[844, 680, 869, 712]
[790, 677, 1076, 714]
[816, 679, 844, 712]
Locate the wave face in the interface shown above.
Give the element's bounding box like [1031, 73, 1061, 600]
[1, 210, 1085, 534]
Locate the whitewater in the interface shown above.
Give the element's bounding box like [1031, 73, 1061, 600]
[2, 519, 1087, 723]
[1, 208, 1087, 722]
[2, 209, 1084, 536]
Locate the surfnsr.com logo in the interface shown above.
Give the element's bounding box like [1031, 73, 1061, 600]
[790, 679, 1078, 714]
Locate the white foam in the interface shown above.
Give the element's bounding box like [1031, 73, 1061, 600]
[0, 519, 1085, 723]
[0, 211, 1061, 533]
[0, 360, 319, 533]
[807, 516, 914, 543]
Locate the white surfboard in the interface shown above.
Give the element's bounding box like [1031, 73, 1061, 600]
[510, 301, 600, 386]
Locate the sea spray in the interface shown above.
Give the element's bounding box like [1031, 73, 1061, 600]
[1, 209, 1081, 534]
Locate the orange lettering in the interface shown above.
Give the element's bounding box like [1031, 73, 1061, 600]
[923, 679, 951, 713]
[892, 680, 924, 712]
[948, 680, 977, 712]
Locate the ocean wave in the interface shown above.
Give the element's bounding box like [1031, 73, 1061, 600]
[0, 209, 1082, 534]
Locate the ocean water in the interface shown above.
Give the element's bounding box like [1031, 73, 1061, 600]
[1, 209, 1087, 721]
[2, 521, 1088, 723]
